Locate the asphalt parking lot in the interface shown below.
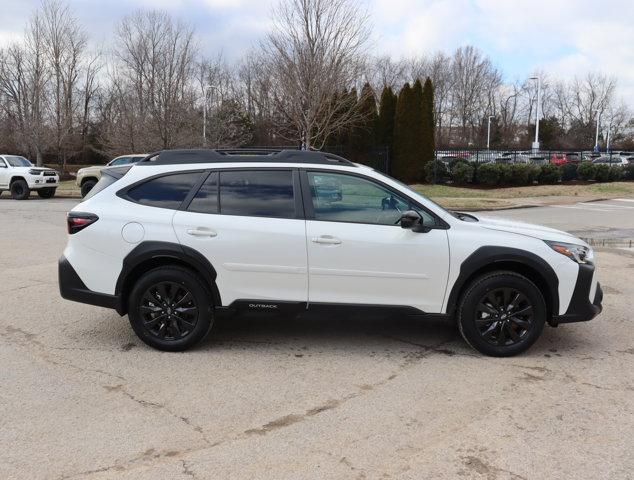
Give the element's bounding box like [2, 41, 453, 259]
[1, 197, 633, 480]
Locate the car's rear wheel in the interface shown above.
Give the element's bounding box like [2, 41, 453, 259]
[10, 179, 30, 200]
[37, 187, 56, 198]
[81, 179, 96, 198]
[457, 271, 546, 357]
[128, 266, 213, 351]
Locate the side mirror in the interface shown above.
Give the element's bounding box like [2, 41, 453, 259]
[399, 210, 431, 233]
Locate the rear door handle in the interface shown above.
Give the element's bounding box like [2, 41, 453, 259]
[311, 235, 341, 245]
[186, 228, 217, 238]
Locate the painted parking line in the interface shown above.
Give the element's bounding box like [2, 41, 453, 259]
[550, 205, 612, 212]
[579, 202, 634, 209]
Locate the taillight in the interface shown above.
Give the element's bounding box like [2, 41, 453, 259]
[67, 212, 99, 234]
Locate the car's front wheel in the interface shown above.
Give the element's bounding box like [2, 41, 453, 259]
[10, 179, 30, 200]
[37, 187, 56, 198]
[128, 266, 213, 351]
[80, 179, 96, 198]
[457, 271, 546, 357]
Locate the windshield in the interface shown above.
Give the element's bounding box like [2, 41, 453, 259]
[5, 156, 32, 167]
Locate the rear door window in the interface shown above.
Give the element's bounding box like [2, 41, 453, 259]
[126, 172, 202, 209]
[218, 170, 295, 218]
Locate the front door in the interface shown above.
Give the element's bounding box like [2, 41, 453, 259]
[172, 169, 308, 307]
[303, 170, 450, 313]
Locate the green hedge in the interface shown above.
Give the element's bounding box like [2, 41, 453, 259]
[428, 160, 631, 186]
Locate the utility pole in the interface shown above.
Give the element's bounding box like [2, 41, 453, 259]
[202, 85, 217, 147]
[530, 76, 541, 153]
[486, 115, 495, 150]
[594, 109, 601, 153]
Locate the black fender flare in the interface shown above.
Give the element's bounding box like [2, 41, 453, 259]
[115, 241, 222, 314]
[445, 246, 559, 316]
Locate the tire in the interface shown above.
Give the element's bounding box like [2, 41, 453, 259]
[81, 179, 96, 198]
[457, 271, 546, 357]
[37, 187, 56, 199]
[128, 266, 213, 351]
[10, 179, 30, 200]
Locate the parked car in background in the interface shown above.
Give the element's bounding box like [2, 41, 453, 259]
[592, 156, 629, 166]
[550, 153, 580, 165]
[494, 152, 531, 164]
[76, 154, 147, 197]
[0, 155, 59, 200]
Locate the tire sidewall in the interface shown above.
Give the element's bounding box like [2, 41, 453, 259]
[10, 180, 29, 200]
[458, 273, 546, 357]
[81, 180, 96, 198]
[128, 268, 213, 351]
[37, 187, 56, 198]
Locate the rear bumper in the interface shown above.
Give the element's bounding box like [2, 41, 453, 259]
[58, 255, 122, 313]
[551, 263, 602, 325]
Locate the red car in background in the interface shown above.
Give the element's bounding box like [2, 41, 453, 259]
[550, 153, 581, 165]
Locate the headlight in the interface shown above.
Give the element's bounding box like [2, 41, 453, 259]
[545, 241, 593, 264]
[28, 169, 41, 175]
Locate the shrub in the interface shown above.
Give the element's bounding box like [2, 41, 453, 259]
[448, 157, 470, 169]
[538, 164, 561, 184]
[561, 163, 578, 181]
[594, 164, 611, 182]
[423, 160, 451, 183]
[577, 162, 596, 181]
[608, 166, 624, 182]
[476, 162, 502, 186]
[451, 162, 474, 184]
[508, 163, 539, 185]
[624, 163, 634, 180]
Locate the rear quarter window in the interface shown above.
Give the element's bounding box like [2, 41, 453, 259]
[125, 172, 203, 209]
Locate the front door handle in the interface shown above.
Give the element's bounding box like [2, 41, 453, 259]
[311, 235, 341, 245]
[186, 228, 217, 238]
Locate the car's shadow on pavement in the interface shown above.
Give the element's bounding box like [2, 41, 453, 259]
[201, 312, 469, 357]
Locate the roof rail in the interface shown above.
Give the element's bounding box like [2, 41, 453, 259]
[137, 149, 356, 167]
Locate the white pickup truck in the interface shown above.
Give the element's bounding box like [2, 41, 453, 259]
[0, 155, 59, 200]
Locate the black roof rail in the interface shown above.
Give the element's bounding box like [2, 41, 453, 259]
[137, 149, 356, 167]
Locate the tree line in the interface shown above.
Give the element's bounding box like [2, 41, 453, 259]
[0, 0, 632, 176]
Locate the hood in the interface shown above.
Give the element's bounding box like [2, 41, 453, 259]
[473, 214, 588, 246]
[77, 165, 102, 175]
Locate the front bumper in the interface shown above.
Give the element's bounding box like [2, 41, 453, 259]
[59, 255, 121, 312]
[28, 175, 59, 188]
[551, 263, 602, 325]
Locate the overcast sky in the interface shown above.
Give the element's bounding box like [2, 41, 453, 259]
[1, 0, 633, 103]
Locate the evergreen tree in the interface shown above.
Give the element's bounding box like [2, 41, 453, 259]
[349, 83, 377, 160]
[376, 86, 397, 154]
[393, 83, 419, 182]
[421, 77, 435, 170]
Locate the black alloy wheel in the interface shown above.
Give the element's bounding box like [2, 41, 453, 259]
[457, 271, 546, 357]
[140, 282, 199, 340]
[474, 287, 534, 347]
[128, 266, 213, 351]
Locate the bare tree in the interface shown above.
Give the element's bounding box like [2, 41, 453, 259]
[260, 0, 371, 149]
[41, 0, 88, 168]
[112, 10, 197, 151]
[0, 13, 49, 165]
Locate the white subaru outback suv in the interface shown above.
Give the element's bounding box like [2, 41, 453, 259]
[0, 155, 59, 199]
[58, 149, 602, 356]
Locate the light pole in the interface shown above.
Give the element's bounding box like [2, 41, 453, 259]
[606, 121, 612, 155]
[486, 115, 495, 150]
[202, 85, 217, 147]
[594, 109, 601, 153]
[529, 76, 541, 153]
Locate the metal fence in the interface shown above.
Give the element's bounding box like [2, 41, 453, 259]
[435, 148, 634, 165]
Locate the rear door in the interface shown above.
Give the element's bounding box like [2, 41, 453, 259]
[172, 169, 308, 307]
[302, 170, 450, 313]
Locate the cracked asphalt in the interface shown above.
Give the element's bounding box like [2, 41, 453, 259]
[0, 197, 633, 480]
